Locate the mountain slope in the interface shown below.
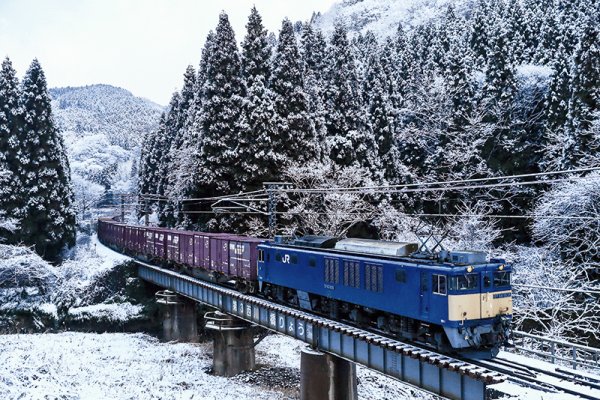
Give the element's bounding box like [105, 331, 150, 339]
[50, 84, 163, 150]
[50, 85, 163, 221]
[312, 0, 466, 38]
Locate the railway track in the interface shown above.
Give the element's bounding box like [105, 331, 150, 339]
[466, 352, 600, 399]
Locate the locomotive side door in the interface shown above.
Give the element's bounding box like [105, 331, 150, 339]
[419, 271, 430, 318]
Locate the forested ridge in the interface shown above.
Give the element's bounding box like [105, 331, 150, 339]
[140, 0, 600, 237]
[138, 1, 600, 343]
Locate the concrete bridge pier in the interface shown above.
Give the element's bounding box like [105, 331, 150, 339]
[300, 347, 358, 400]
[156, 290, 198, 342]
[205, 311, 255, 376]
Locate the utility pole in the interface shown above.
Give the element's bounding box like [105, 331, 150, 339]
[120, 193, 125, 222]
[144, 198, 149, 226]
[263, 182, 293, 238]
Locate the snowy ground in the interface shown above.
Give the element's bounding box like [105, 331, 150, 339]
[0, 234, 145, 331]
[0, 332, 433, 400]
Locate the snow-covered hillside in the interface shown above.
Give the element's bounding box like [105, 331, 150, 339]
[312, 0, 466, 37]
[50, 85, 163, 150]
[50, 85, 163, 221]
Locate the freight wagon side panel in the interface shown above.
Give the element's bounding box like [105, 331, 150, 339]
[145, 230, 154, 255]
[193, 234, 210, 268]
[228, 240, 244, 278]
[229, 239, 260, 280]
[154, 231, 166, 259]
[210, 238, 223, 274]
[180, 233, 194, 266]
[135, 227, 146, 253]
[166, 232, 180, 262]
[126, 226, 134, 251]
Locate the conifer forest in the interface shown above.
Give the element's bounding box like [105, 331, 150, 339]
[136, 1, 600, 343]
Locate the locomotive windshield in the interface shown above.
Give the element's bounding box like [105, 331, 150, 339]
[493, 271, 511, 288]
[449, 273, 479, 290]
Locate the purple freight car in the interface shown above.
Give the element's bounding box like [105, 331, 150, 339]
[193, 233, 211, 268]
[98, 219, 264, 291]
[227, 236, 262, 281]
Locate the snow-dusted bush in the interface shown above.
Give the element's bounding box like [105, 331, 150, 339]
[532, 172, 600, 273]
[0, 236, 146, 332]
[511, 245, 600, 343]
[0, 213, 19, 243]
[444, 202, 503, 252]
[372, 200, 422, 243]
[0, 244, 58, 289]
[284, 162, 377, 237]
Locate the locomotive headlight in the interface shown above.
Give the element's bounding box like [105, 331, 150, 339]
[466, 266, 473, 273]
[498, 265, 505, 271]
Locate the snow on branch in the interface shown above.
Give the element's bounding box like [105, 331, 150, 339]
[283, 162, 377, 237]
[532, 171, 600, 272]
[0, 244, 58, 289]
[511, 245, 600, 343]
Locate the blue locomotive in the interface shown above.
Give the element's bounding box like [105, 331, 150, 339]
[257, 236, 512, 357]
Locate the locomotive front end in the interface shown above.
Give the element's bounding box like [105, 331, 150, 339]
[442, 252, 512, 357]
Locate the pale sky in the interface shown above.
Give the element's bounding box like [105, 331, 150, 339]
[0, 0, 337, 105]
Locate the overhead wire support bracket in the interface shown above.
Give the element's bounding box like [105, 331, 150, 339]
[263, 182, 294, 238]
[210, 198, 268, 215]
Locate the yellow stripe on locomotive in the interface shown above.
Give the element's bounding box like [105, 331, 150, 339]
[448, 291, 512, 321]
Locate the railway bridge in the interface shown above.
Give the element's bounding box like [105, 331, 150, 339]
[96, 237, 600, 400]
[135, 259, 507, 400]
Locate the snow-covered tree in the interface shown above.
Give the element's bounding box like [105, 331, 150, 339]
[198, 12, 245, 195]
[171, 32, 216, 223]
[138, 113, 164, 199]
[0, 57, 22, 224]
[512, 246, 600, 343]
[157, 92, 182, 226]
[544, 44, 572, 170]
[166, 66, 197, 204]
[284, 161, 377, 237]
[300, 23, 328, 158]
[241, 7, 271, 87]
[567, 21, 600, 167]
[324, 24, 380, 177]
[363, 49, 400, 184]
[532, 172, 600, 274]
[17, 59, 76, 259]
[271, 19, 320, 165]
[236, 7, 280, 193]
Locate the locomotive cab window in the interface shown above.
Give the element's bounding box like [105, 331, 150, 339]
[450, 273, 479, 291]
[258, 249, 264, 262]
[493, 271, 511, 288]
[432, 274, 447, 295]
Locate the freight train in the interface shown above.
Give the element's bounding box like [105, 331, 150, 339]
[98, 218, 512, 357]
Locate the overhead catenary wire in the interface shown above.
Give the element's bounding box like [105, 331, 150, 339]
[280, 165, 600, 194]
[513, 283, 600, 296]
[281, 175, 600, 195]
[175, 209, 600, 221]
[136, 166, 600, 205]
